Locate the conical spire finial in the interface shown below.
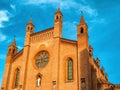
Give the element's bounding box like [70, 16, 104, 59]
[29, 18, 33, 24]
[80, 11, 86, 24]
[55, 7, 62, 15]
[12, 35, 16, 46]
[27, 18, 34, 27]
[57, 7, 60, 12]
[80, 16, 85, 24]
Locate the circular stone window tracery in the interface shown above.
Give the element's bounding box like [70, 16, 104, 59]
[35, 51, 49, 68]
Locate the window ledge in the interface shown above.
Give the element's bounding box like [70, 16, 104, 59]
[66, 80, 74, 83]
[12, 88, 17, 90]
[12, 87, 18, 90]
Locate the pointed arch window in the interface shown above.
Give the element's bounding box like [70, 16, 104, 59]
[31, 27, 33, 30]
[8, 48, 11, 54]
[14, 69, 20, 88]
[36, 73, 42, 87]
[13, 49, 15, 54]
[56, 16, 59, 19]
[68, 58, 73, 80]
[81, 27, 84, 33]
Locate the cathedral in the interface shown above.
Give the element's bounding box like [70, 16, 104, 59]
[1, 8, 120, 90]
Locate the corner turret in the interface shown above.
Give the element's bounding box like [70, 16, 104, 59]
[54, 8, 63, 38]
[7, 38, 18, 58]
[24, 19, 34, 46]
[77, 15, 88, 50]
[26, 19, 34, 34]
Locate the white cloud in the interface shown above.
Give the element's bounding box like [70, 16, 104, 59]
[78, 5, 98, 17]
[60, 1, 98, 16]
[10, 4, 16, 10]
[90, 18, 106, 24]
[26, 0, 59, 5]
[0, 10, 9, 28]
[23, 0, 106, 27]
[63, 21, 77, 40]
[18, 46, 23, 50]
[24, 0, 98, 16]
[63, 21, 76, 31]
[0, 33, 6, 42]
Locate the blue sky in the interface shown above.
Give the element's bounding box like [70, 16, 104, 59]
[0, 0, 120, 86]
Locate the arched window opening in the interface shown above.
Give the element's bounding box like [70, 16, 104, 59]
[60, 16, 61, 19]
[52, 81, 56, 90]
[8, 48, 11, 54]
[28, 27, 29, 30]
[31, 27, 33, 30]
[68, 58, 73, 80]
[14, 69, 20, 88]
[89, 49, 93, 56]
[81, 78, 86, 88]
[13, 49, 15, 54]
[36, 74, 42, 87]
[56, 15, 59, 20]
[81, 27, 84, 33]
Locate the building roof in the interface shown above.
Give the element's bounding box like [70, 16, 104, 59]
[30, 27, 54, 36]
[61, 38, 77, 44]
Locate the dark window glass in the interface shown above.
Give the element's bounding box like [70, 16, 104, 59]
[81, 78, 86, 88]
[13, 49, 15, 54]
[36, 51, 49, 68]
[56, 16, 59, 20]
[14, 69, 20, 88]
[68, 58, 73, 80]
[81, 27, 84, 33]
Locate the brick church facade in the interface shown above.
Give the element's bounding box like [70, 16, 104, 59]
[1, 8, 120, 90]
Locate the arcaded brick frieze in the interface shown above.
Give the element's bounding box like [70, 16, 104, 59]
[30, 28, 54, 42]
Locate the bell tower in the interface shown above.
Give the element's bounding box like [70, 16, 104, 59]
[77, 15, 91, 90]
[7, 38, 18, 62]
[24, 19, 34, 46]
[22, 19, 34, 89]
[54, 8, 62, 38]
[2, 38, 18, 90]
[77, 15, 88, 50]
[26, 19, 34, 33]
[52, 8, 62, 90]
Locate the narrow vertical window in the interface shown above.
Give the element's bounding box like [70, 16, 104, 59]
[13, 49, 15, 54]
[36, 74, 42, 87]
[56, 16, 59, 20]
[37, 76, 41, 87]
[81, 27, 84, 33]
[8, 49, 11, 54]
[53, 81, 56, 90]
[68, 58, 73, 80]
[14, 69, 20, 88]
[81, 78, 86, 88]
[31, 27, 33, 30]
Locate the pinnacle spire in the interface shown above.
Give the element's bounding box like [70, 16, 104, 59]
[55, 7, 62, 15]
[57, 7, 60, 12]
[80, 11, 86, 24]
[27, 18, 34, 26]
[29, 18, 33, 24]
[11, 36, 16, 46]
[80, 15, 85, 24]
